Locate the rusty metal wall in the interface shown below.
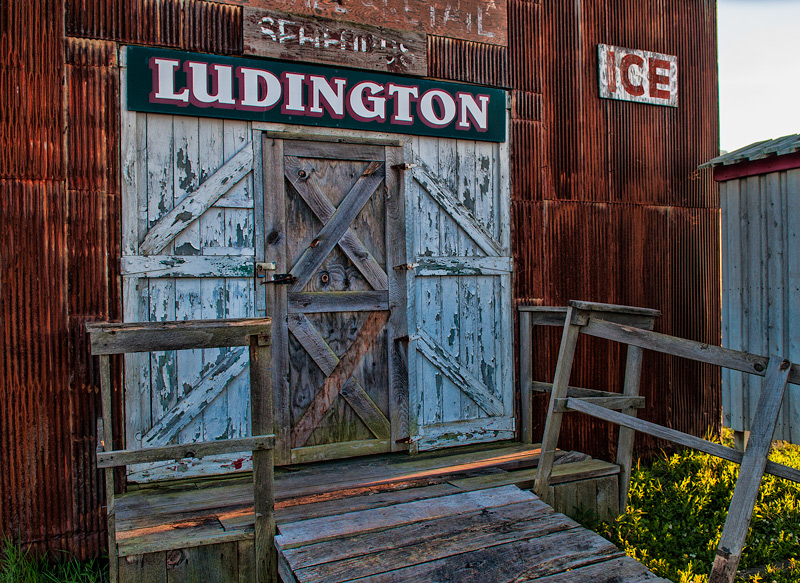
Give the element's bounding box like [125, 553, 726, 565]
[0, 0, 73, 558]
[507, 0, 721, 458]
[65, 0, 242, 54]
[427, 36, 509, 88]
[0, 0, 122, 556]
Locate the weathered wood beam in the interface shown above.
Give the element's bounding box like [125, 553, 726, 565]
[566, 398, 800, 483]
[97, 435, 275, 468]
[86, 318, 271, 355]
[710, 358, 791, 583]
[581, 318, 800, 386]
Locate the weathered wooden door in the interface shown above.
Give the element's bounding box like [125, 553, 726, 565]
[263, 138, 408, 465]
[121, 111, 259, 482]
[407, 136, 514, 451]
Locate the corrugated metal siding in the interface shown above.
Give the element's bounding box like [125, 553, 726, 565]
[721, 171, 800, 444]
[65, 37, 123, 559]
[427, 35, 509, 88]
[509, 0, 721, 457]
[0, 0, 73, 558]
[0, 1, 64, 180]
[65, 0, 242, 55]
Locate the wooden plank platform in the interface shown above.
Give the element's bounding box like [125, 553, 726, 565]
[276, 485, 669, 582]
[114, 443, 664, 582]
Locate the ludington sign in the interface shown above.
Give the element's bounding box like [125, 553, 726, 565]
[125, 46, 507, 142]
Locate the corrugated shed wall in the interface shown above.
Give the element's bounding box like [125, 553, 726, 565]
[507, 0, 720, 459]
[65, 0, 242, 54]
[0, 0, 72, 556]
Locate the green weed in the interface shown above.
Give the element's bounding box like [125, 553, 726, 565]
[594, 431, 800, 583]
[0, 539, 107, 583]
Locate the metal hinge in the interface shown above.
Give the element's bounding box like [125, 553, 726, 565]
[393, 263, 419, 271]
[255, 262, 277, 278]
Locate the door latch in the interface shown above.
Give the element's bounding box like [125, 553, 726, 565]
[263, 273, 296, 285]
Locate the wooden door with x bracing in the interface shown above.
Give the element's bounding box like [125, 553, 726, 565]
[263, 137, 408, 465]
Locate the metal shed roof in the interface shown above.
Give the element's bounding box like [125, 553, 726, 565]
[700, 133, 800, 168]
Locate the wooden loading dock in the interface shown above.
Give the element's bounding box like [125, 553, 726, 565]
[89, 312, 671, 583]
[113, 443, 667, 583]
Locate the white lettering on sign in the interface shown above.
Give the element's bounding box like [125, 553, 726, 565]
[148, 58, 492, 132]
[597, 44, 678, 107]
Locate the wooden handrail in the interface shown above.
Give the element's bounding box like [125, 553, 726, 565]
[523, 300, 799, 583]
[87, 318, 276, 583]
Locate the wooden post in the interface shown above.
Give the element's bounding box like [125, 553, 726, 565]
[99, 355, 119, 583]
[709, 357, 791, 583]
[534, 306, 583, 498]
[615, 344, 645, 512]
[519, 310, 533, 444]
[250, 332, 276, 583]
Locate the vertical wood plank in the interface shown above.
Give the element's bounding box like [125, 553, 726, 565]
[417, 138, 443, 426]
[519, 310, 533, 443]
[253, 133, 266, 318]
[710, 357, 791, 583]
[405, 138, 420, 450]
[120, 56, 146, 451]
[263, 136, 290, 464]
[457, 140, 478, 421]
[146, 114, 177, 438]
[119, 552, 167, 583]
[386, 144, 410, 450]
[616, 344, 646, 512]
[199, 119, 228, 442]
[535, 307, 582, 498]
[100, 355, 119, 583]
[438, 138, 461, 423]
[172, 117, 204, 445]
[497, 130, 514, 422]
[250, 333, 276, 583]
[166, 542, 238, 583]
[786, 169, 800, 443]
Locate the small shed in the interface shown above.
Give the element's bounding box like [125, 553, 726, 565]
[701, 134, 800, 444]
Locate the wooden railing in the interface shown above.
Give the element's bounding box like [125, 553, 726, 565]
[521, 300, 800, 583]
[86, 318, 276, 583]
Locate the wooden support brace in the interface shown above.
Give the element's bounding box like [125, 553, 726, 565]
[251, 333, 277, 583]
[534, 306, 582, 498]
[519, 310, 533, 444]
[616, 345, 645, 512]
[99, 355, 118, 583]
[709, 357, 791, 583]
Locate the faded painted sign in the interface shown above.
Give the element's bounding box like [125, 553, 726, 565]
[598, 44, 678, 107]
[243, 8, 427, 75]
[125, 46, 507, 142]
[222, 0, 507, 46]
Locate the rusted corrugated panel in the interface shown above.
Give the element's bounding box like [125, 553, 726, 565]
[528, 0, 718, 207]
[524, 203, 720, 458]
[65, 0, 243, 55]
[0, 1, 64, 180]
[427, 35, 509, 88]
[64, 37, 123, 560]
[0, 180, 72, 555]
[508, 0, 541, 93]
